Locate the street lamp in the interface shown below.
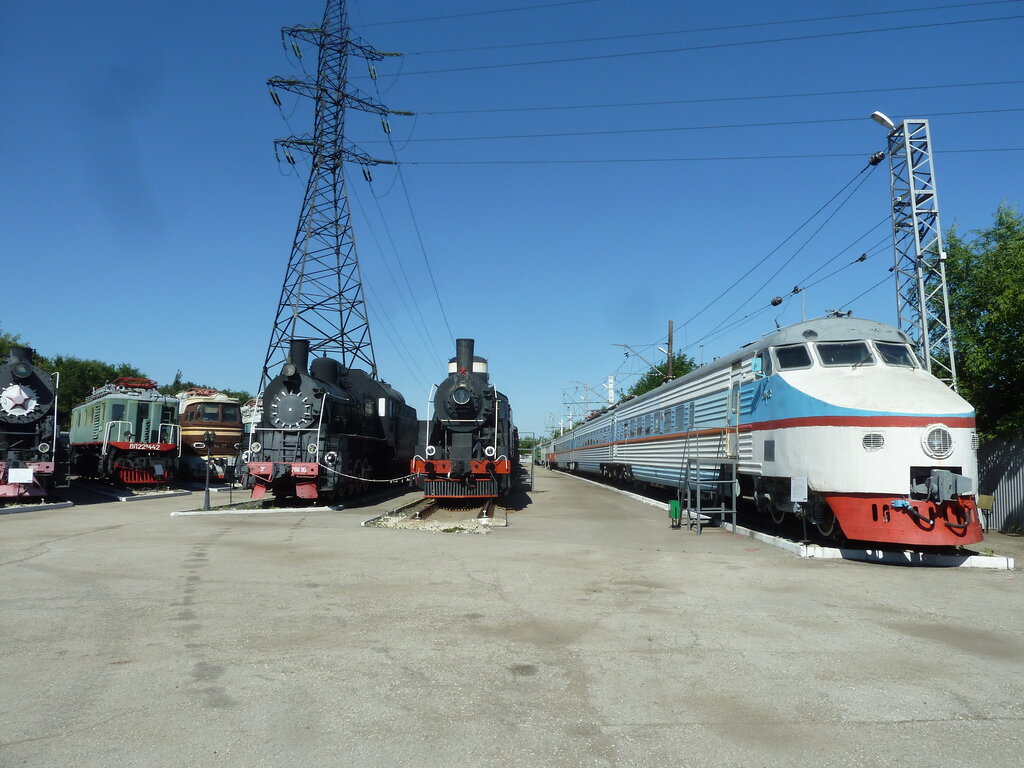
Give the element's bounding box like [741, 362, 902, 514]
[870, 110, 896, 132]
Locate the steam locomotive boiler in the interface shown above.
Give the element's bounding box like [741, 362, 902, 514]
[412, 339, 519, 498]
[0, 346, 67, 501]
[243, 339, 417, 502]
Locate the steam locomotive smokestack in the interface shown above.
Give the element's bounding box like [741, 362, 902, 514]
[455, 338, 474, 374]
[8, 346, 33, 364]
[288, 339, 310, 374]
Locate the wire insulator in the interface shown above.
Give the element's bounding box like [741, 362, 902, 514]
[770, 296, 784, 306]
[869, 151, 886, 166]
[269, 89, 282, 107]
[381, 118, 392, 135]
[362, 166, 373, 182]
[292, 41, 302, 59]
[284, 150, 296, 165]
[368, 63, 378, 80]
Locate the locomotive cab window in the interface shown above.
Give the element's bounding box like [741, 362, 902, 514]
[201, 404, 220, 421]
[773, 344, 812, 370]
[222, 404, 240, 422]
[875, 342, 918, 368]
[817, 341, 874, 367]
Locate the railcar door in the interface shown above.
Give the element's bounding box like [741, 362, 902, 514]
[727, 363, 742, 458]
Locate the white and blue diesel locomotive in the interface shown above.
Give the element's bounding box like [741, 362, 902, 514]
[545, 316, 982, 547]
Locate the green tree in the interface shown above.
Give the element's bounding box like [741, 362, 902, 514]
[945, 204, 1024, 442]
[0, 327, 24, 359]
[624, 352, 697, 399]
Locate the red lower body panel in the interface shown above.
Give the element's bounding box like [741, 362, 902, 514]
[247, 462, 320, 500]
[824, 494, 983, 547]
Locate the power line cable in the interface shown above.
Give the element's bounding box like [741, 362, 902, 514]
[387, 14, 1024, 77]
[359, 0, 606, 27]
[410, 0, 1024, 54]
[357, 106, 1024, 145]
[367, 81, 457, 344]
[677, 162, 875, 332]
[399, 146, 1024, 165]
[692, 168, 876, 348]
[418, 79, 1024, 116]
[349, 181, 444, 361]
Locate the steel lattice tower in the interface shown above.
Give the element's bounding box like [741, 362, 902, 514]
[260, 0, 397, 388]
[886, 119, 958, 390]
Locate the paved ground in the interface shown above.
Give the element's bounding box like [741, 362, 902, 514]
[1, 470, 1022, 767]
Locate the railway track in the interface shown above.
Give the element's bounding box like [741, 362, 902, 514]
[365, 497, 505, 531]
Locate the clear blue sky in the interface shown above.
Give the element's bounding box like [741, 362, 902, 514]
[2, 0, 1022, 436]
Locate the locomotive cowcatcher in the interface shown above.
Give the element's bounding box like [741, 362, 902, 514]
[412, 338, 519, 499]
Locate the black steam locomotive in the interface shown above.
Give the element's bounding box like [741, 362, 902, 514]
[412, 338, 519, 498]
[0, 346, 67, 502]
[242, 339, 417, 502]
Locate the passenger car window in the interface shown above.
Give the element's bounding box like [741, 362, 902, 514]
[817, 341, 874, 367]
[774, 344, 812, 370]
[875, 342, 917, 367]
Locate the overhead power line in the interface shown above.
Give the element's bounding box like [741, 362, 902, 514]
[400, 147, 1024, 165]
[389, 14, 1024, 77]
[359, 106, 1024, 145]
[410, 0, 1024, 54]
[418, 79, 1024, 116]
[358, 0, 606, 27]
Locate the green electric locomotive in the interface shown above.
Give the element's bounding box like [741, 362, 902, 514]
[69, 378, 180, 486]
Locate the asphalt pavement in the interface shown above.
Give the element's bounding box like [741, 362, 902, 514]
[1, 469, 1021, 767]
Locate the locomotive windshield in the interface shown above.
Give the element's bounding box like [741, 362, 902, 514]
[774, 344, 812, 370]
[875, 342, 918, 368]
[817, 341, 874, 367]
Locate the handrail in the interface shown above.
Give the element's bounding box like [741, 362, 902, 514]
[101, 421, 133, 455]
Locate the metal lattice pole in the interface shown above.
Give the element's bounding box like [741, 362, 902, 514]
[260, 0, 400, 389]
[886, 118, 958, 390]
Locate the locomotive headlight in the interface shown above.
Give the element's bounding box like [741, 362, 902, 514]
[484, 445, 496, 457]
[452, 386, 472, 406]
[324, 451, 338, 465]
[12, 362, 31, 379]
[250, 441, 262, 453]
[922, 424, 954, 459]
[37, 442, 50, 454]
[426, 445, 436, 457]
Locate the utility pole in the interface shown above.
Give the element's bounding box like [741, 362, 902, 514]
[260, 0, 406, 390]
[667, 320, 674, 379]
[876, 115, 958, 390]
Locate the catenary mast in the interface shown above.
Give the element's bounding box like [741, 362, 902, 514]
[260, 0, 400, 389]
[884, 118, 958, 390]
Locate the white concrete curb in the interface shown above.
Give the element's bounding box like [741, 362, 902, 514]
[0, 500, 74, 515]
[727, 523, 1015, 570]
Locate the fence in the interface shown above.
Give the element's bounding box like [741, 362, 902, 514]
[978, 435, 1024, 532]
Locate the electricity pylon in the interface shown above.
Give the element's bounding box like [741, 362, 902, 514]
[260, 0, 404, 387]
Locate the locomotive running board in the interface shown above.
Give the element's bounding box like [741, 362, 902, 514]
[726, 523, 1015, 570]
